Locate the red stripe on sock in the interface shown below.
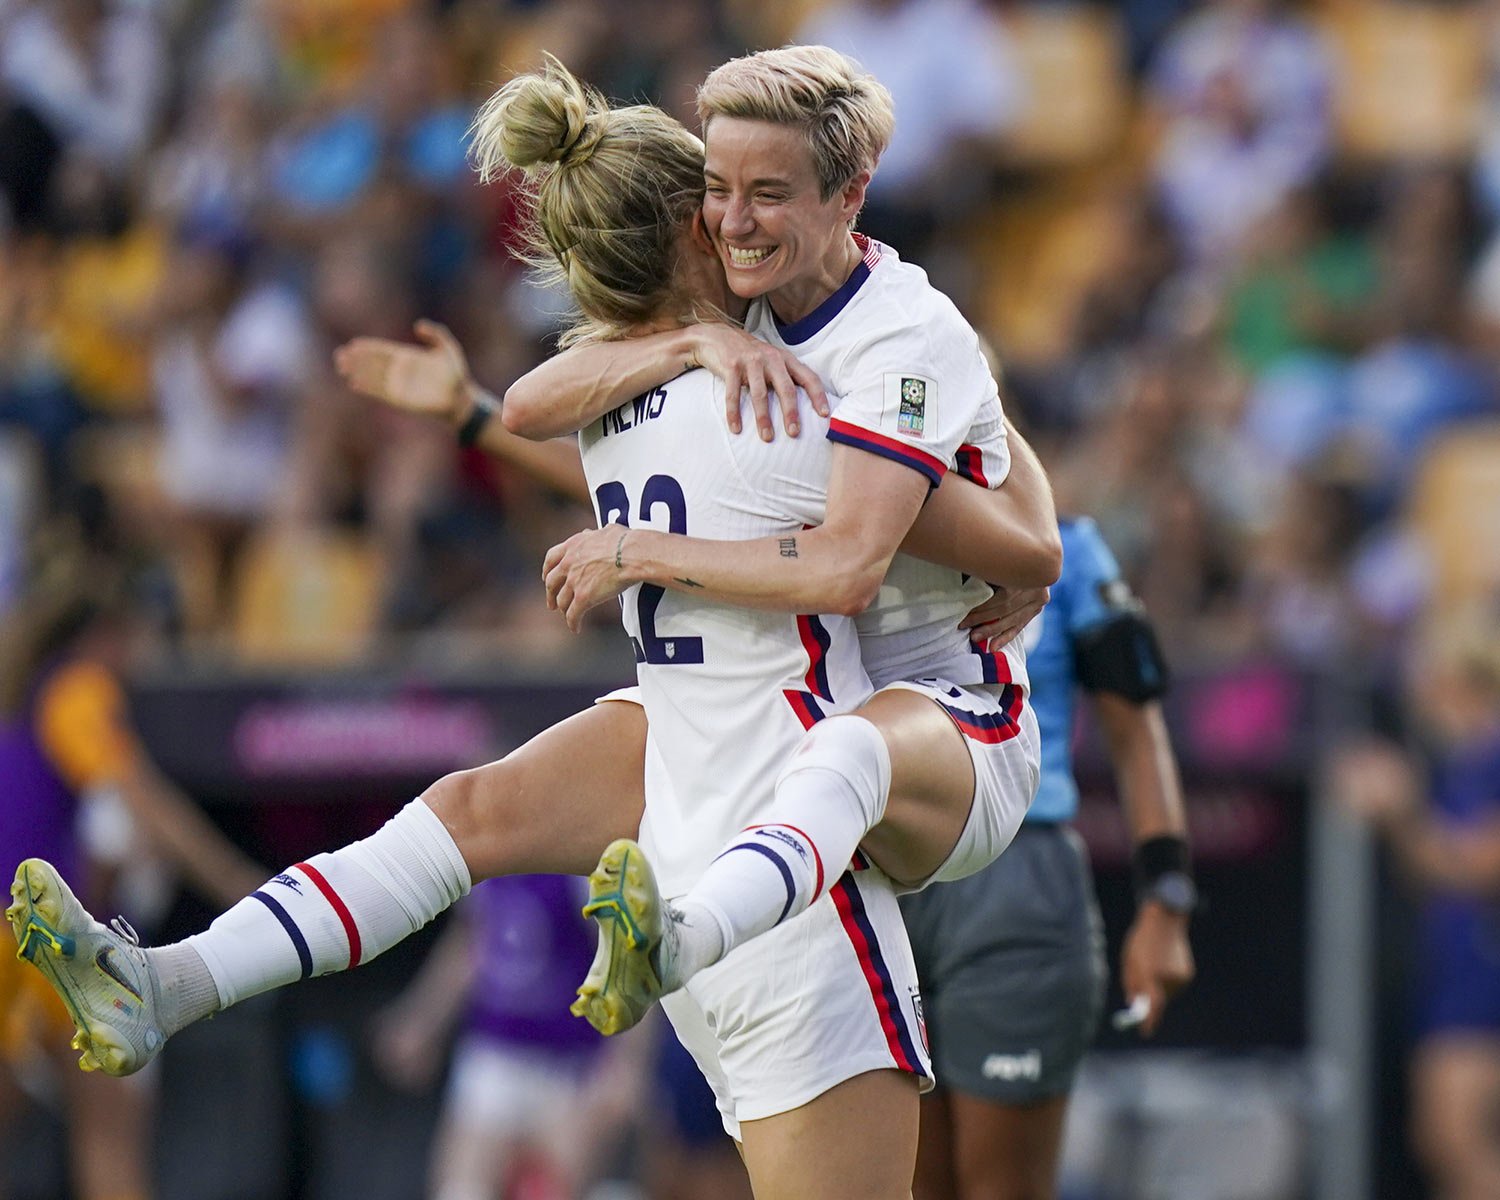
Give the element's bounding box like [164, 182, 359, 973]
[745, 822, 825, 901]
[294, 862, 363, 968]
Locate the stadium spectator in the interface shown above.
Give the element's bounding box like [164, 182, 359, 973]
[796, 0, 1026, 264]
[370, 876, 636, 1200]
[0, 518, 266, 1199]
[1334, 606, 1500, 1200]
[1145, 0, 1332, 262]
[149, 222, 310, 632]
[0, 0, 166, 178]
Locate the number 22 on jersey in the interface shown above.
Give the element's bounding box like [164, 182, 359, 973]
[594, 475, 704, 666]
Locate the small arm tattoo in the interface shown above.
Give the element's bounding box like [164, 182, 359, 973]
[778, 537, 798, 558]
[674, 577, 704, 589]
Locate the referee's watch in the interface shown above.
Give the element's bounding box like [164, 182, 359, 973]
[1140, 871, 1198, 916]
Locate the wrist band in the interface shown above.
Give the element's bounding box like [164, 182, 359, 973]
[1131, 835, 1191, 897]
[457, 390, 501, 448]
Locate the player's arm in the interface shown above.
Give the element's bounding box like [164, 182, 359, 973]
[903, 420, 1061, 588]
[336, 322, 590, 503]
[545, 444, 928, 627]
[1072, 566, 1194, 1037]
[1333, 742, 1500, 893]
[110, 757, 270, 908]
[1382, 814, 1500, 892]
[503, 323, 828, 441]
[370, 907, 477, 1092]
[36, 662, 268, 907]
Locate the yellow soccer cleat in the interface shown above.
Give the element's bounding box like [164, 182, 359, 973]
[570, 839, 671, 1036]
[7, 858, 167, 1076]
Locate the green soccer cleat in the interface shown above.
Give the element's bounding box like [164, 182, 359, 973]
[7, 858, 167, 1076]
[570, 839, 673, 1036]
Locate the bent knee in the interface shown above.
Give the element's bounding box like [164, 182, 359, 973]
[418, 764, 517, 873]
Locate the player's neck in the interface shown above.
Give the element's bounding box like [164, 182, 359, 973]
[768, 234, 864, 326]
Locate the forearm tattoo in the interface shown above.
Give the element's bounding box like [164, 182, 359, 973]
[778, 537, 799, 559]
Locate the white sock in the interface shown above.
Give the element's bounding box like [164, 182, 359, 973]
[174, 799, 471, 1009]
[666, 716, 891, 989]
[148, 943, 220, 1037]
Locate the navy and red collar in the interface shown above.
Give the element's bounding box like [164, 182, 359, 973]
[773, 234, 883, 345]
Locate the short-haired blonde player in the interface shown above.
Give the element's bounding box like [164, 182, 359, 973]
[6, 55, 1054, 1200]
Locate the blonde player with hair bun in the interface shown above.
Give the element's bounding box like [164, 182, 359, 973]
[10, 53, 1055, 1200]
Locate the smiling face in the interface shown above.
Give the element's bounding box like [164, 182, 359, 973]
[701, 117, 868, 324]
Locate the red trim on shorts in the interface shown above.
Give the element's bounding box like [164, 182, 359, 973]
[955, 443, 989, 487]
[830, 875, 923, 1076]
[783, 689, 825, 729]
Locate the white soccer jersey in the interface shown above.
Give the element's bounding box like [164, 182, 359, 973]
[744, 235, 1029, 694]
[579, 370, 873, 897]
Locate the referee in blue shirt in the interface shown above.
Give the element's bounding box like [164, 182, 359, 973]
[903, 516, 1196, 1200]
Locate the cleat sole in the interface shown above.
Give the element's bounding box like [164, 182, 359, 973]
[572, 840, 664, 1037]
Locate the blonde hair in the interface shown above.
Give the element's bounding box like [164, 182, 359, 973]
[469, 55, 708, 345]
[696, 45, 895, 201]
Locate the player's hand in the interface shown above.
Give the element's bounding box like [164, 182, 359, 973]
[1330, 740, 1422, 829]
[334, 319, 471, 423]
[543, 524, 632, 631]
[368, 1001, 444, 1093]
[1119, 903, 1195, 1037]
[959, 584, 1049, 648]
[686, 323, 829, 441]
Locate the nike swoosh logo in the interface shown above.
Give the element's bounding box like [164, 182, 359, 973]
[95, 946, 143, 1004]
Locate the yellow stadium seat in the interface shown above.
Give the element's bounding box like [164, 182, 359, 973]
[1322, 3, 1487, 161]
[1003, 5, 1130, 166]
[970, 182, 1135, 365]
[231, 527, 384, 666]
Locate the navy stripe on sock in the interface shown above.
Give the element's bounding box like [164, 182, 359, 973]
[252, 890, 313, 979]
[717, 842, 798, 925]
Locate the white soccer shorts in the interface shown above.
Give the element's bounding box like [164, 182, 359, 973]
[880, 677, 1041, 889]
[660, 864, 932, 1140]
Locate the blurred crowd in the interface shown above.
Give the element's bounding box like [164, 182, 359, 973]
[4, 1, 1500, 1198]
[1, 0, 1498, 674]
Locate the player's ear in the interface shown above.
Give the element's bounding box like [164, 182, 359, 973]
[839, 170, 871, 225]
[689, 208, 715, 256]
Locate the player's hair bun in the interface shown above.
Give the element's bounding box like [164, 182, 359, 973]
[473, 54, 605, 179]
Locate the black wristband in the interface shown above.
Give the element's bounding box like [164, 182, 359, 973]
[1131, 835, 1191, 896]
[457, 390, 501, 448]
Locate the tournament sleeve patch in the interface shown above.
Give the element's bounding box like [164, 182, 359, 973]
[883, 373, 937, 439]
